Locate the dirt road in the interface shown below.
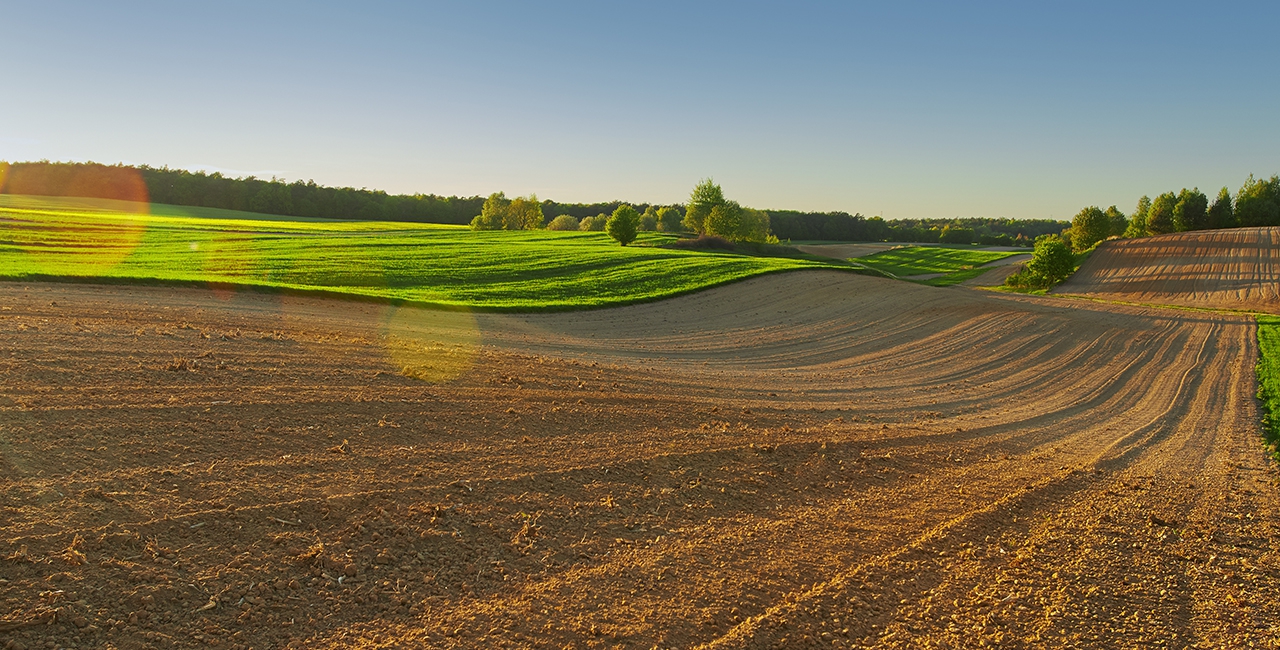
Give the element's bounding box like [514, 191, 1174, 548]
[1056, 227, 1280, 313]
[1, 273, 1277, 649]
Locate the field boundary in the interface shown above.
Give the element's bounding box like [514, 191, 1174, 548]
[1258, 315, 1280, 462]
[0, 264, 887, 314]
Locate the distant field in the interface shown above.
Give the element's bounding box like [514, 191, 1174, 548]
[0, 195, 860, 311]
[855, 246, 1024, 283]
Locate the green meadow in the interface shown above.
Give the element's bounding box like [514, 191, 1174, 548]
[0, 195, 863, 311]
[854, 246, 1026, 286]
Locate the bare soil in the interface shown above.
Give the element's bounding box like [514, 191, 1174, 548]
[1, 273, 1278, 649]
[1056, 227, 1280, 313]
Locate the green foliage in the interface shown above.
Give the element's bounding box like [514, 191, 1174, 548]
[639, 206, 658, 232]
[1173, 188, 1209, 231]
[939, 225, 975, 244]
[1104, 205, 1127, 237]
[0, 196, 860, 311]
[1235, 174, 1280, 228]
[1124, 196, 1151, 238]
[1146, 192, 1178, 235]
[1207, 187, 1236, 229]
[1069, 206, 1111, 251]
[546, 214, 579, 231]
[1006, 235, 1073, 289]
[656, 206, 683, 232]
[704, 201, 742, 241]
[579, 214, 609, 231]
[683, 179, 725, 234]
[857, 247, 1019, 277]
[1258, 315, 1280, 462]
[469, 193, 545, 231]
[606, 205, 640, 246]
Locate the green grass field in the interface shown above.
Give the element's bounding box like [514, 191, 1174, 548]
[1257, 315, 1280, 461]
[855, 246, 1025, 284]
[0, 195, 863, 311]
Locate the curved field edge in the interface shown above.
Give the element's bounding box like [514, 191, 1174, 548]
[0, 203, 885, 312]
[1258, 315, 1280, 461]
[0, 264, 884, 313]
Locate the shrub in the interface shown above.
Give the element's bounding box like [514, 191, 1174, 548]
[606, 205, 640, 246]
[546, 214, 580, 231]
[1005, 234, 1074, 289]
[579, 214, 609, 231]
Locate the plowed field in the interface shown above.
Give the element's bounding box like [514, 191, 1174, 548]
[1, 273, 1277, 649]
[1056, 227, 1280, 313]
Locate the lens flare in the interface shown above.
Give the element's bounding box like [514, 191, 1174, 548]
[381, 304, 481, 383]
[0, 162, 150, 275]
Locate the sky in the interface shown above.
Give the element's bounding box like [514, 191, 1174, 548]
[1, 1, 1278, 219]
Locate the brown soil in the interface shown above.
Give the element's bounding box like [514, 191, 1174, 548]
[1056, 227, 1280, 313]
[1, 273, 1277, 649]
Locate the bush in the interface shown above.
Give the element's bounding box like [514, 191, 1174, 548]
[579, 214, 609, 231]
[1005, 235, 1074, 289]
[606, 205, 640, 246]
[546, 214, 580, 231]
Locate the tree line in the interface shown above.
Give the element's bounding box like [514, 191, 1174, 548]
[1065, 174, 1280, 252]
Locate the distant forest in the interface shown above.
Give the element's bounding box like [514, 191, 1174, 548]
[0, 161, 1066, 242]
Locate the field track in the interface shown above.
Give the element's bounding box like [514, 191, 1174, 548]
[1, 272, 1277, 648]
[1056, 227, 1280, 313]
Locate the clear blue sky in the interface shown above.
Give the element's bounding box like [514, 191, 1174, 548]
[2, 1, 1277, 219]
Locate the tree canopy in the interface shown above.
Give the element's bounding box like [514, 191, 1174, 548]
[470, 193, 545, 230]
[606, 205, 640, 246]
[682, 179, 725, 234]
[1070, 206, 1111, 251]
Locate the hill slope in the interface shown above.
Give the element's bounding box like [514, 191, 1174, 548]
[1055, 227, 1280, 313]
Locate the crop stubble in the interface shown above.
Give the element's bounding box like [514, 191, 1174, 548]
[0, 272, 1276, 649]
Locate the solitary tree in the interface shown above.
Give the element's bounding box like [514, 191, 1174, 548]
[1104, 205, 1128, 237]
[1124, 195, 1151, 238]
[682, 179, 725, 234]
[1172, 188, 1209, 231]
[656, 206, 684, 232]
[606, 205, 640, 246]
[1207, 187, 1235, 229]
[1070, 206, 1111, 251]
[1146, 192, 1178, 235]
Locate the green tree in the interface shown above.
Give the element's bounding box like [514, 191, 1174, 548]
[1235, 174, 1280, 227]
[939, 225, 975, 244]
[738, 207, 771, 243]
[1123, 195, 1151, 238]
[683, 179, 725, 234]
[1172, 188, 1209, 231]
[639, 206, 658, 232]
[656, 206, 683, 232]
[1207, 187, 1235, 229]
[1008, 234, 1074, 289]
[470, 192, 510, 230]
[1146, 192, 1178, 235]
[704, 201, 743, 240]
[579, 213, 609, 231]
[1070, 206, 1111, 251]
[470, 192, 544, 230]
[606, 205, 640, 246]
[1104, 205, 1128, 237]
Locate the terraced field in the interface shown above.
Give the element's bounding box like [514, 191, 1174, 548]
[1, 272, 1276, 649]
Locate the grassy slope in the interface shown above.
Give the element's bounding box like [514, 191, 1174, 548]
[0, 197, 858, 311]
[856, 247, 1023, 283]
[1258, 315, 1280, 461]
